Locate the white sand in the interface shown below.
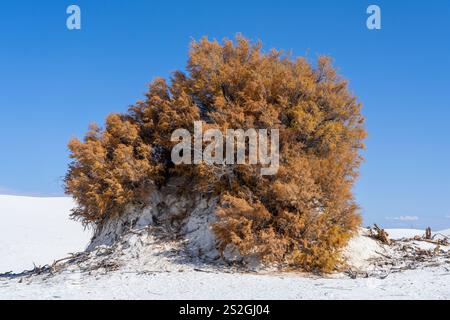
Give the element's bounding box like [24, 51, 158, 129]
[0, 195, 449, 300]
[0, 195, 91, 272]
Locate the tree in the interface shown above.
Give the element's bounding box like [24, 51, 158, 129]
[65, 35, 366, 272]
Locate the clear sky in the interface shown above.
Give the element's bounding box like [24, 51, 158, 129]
[0, 0, 449, 229]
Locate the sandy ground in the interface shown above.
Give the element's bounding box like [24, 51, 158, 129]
[0, 195, 449, 300]
[1, 265, 450, 300]
[0, 195, 91, 272]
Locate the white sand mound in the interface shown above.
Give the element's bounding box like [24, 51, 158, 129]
[341, 228, 392, 271]
[86, 179, 250, 265]
[342, 227, 450, 278]
[87, 189, 223, 262]
[385, 229, 424, 240]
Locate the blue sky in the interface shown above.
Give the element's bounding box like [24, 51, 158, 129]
[0, 0, 449, 229]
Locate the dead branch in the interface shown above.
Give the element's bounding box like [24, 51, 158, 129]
[425, 227, 432, 240]
[369, 224, 391, 245]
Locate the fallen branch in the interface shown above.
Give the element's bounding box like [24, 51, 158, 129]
[369, 224, 391, 245]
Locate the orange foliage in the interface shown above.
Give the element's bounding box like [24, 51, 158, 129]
[65, 35, 366, 272]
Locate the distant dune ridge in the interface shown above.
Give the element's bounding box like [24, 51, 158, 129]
[0, 195, 91, 272]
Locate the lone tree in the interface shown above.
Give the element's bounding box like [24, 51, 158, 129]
[65, 35, 366, 272]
